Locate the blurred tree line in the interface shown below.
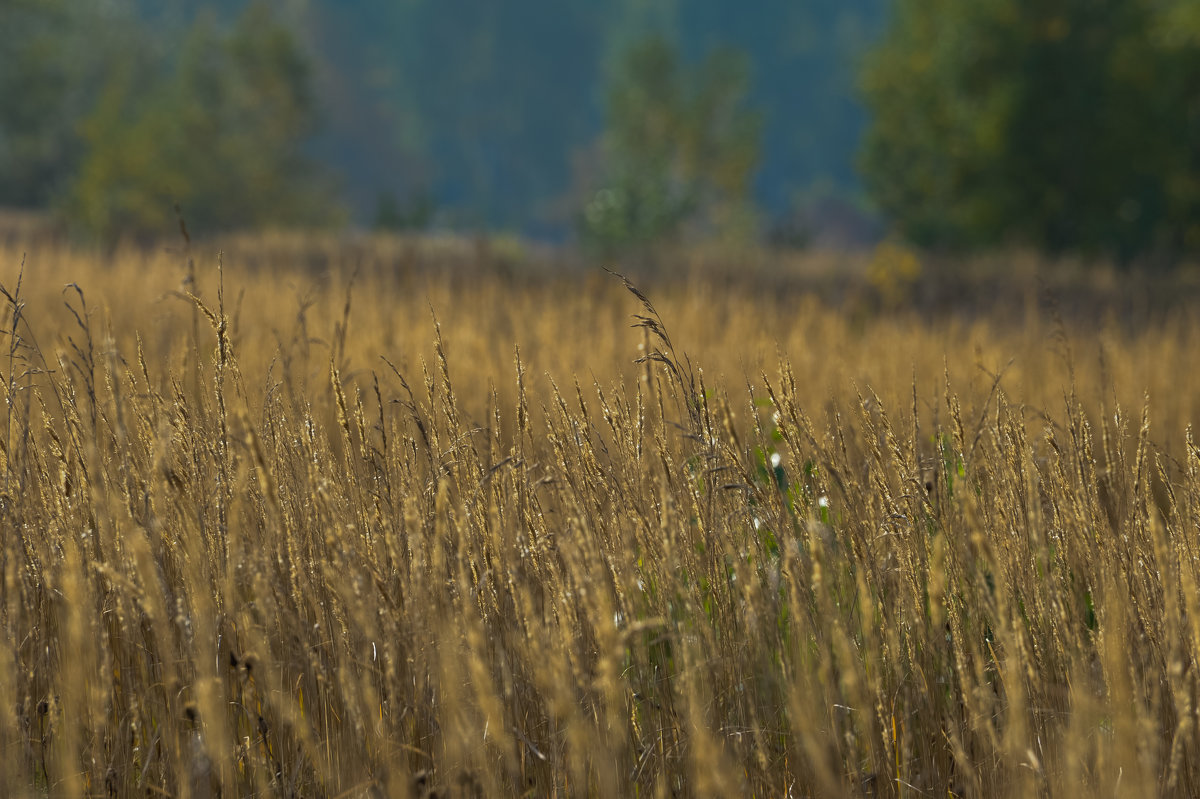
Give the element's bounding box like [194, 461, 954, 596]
[5, 0, 1197, 261]
[861, 0, 1200, 260]
[2, 1, 333, 242]
[0, 0, 878, 247]
[578, 35, 761, 254]
[295, 0, 880, 240]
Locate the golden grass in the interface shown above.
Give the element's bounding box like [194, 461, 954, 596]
[2, 238, 1200, 797]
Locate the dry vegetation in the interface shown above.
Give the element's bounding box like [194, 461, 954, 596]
[2, 237, 1200, 798]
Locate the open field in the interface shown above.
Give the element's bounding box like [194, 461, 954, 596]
[2, 238, 1200, 797]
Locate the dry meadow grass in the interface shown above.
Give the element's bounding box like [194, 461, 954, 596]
[2, 238, 1200, 797]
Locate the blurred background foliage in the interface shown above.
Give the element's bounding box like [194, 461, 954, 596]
[578, 35, 760, 255]
[1, 0, 1198, 262]
[861, 0, 1200, 261]
[0, 0, 877, 248]
[68, 4, 335, 240]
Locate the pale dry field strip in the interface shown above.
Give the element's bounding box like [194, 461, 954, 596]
[0, 240, 1199, 797]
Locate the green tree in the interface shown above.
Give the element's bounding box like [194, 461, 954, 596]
[860, 0, 1200, 260]
[69, 3, 336, 242]
[0, 1, 142, 208]
[580, 35, 761, 254]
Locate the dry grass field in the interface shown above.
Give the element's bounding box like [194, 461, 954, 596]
[2, 237, 1200, 797]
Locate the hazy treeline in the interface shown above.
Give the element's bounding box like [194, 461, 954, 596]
[862, 0, 1200, 260]
[0, 0, 880, 243]
[4, 0, 1199, 261]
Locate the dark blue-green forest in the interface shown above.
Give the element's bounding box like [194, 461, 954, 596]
[1, 0, 883, 241]
[5, 0, 1199, 260]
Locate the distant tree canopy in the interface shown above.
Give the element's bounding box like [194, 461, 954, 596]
[1, 0, 883, 244]
[69, 3, 335, 242]
[580, 35, 761, 254]
[0, 1, 138, 209]
[860, 0, 1200, 260]
[304, 0, 879, 237]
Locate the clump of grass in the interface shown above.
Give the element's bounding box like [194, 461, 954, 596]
[0, 240, 1199, 797]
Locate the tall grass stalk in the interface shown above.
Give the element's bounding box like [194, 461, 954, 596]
[0, 240, 1198, 797]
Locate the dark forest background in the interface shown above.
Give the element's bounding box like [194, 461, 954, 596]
[3, 0, 1198, 262]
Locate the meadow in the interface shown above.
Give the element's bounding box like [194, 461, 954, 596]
[1, 236, 1200, 797]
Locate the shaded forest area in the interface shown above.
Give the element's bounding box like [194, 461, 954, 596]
[3, 0, 1199, 262]
[0, 0, 879, 247]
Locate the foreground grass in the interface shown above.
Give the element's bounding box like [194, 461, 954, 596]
[1, 240, 1200, 797]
